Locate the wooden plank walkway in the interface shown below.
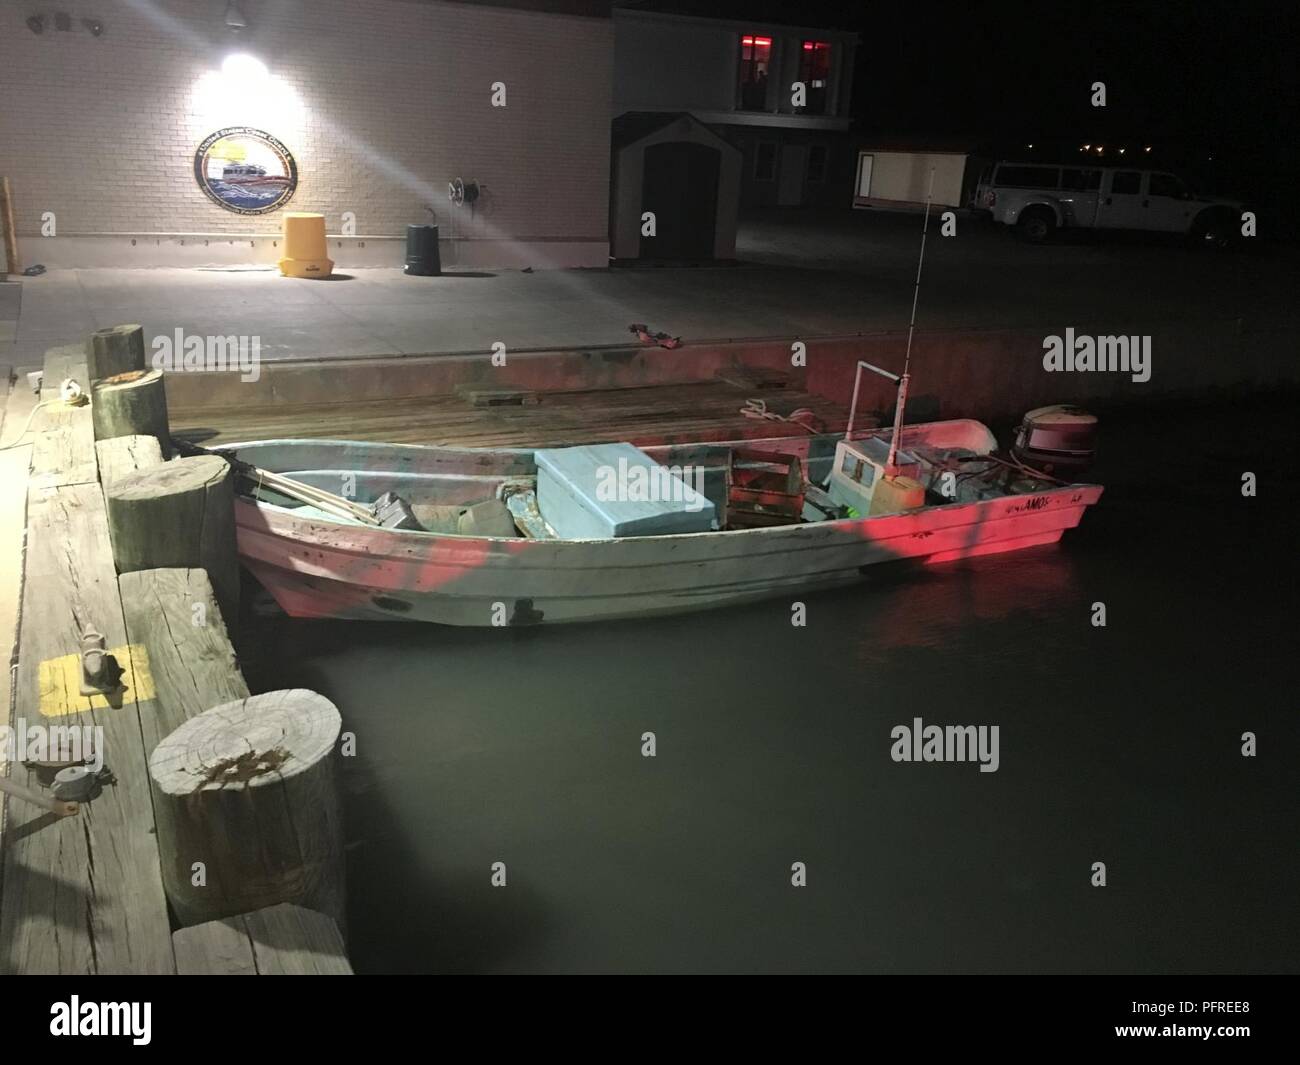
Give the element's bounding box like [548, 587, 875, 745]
[2, 344, 352, 975]
[171, 380, 849, 448]
[0, 348, 174, 974]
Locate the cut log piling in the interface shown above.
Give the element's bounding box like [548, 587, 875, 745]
[104, 453, 238, 624]
[87, 324, 147, 384]
[148, 689, 346, 930]
[92, 369, 171, 455]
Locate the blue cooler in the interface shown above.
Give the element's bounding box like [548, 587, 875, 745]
[535, 443, 716, 539]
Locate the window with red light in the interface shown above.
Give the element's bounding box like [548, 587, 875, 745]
[799, 40, 831, 114]
[738, 34, 772, 111]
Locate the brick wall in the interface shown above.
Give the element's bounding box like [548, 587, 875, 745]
[0, 0, 612, 261]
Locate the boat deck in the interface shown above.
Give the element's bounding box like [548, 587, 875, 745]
[171, 380, 854, 448]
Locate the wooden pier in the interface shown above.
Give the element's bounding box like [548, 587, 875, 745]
[0, 338, 351, 975]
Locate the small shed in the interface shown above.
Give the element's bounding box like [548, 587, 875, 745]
[610, 112, 742, 262]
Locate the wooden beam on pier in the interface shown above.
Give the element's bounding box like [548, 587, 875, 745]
[173, 903, 352, 975]
[30, 345, 97, 490]
[118, 568, 248, 756]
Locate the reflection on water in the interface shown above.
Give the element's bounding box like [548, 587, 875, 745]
[240, 397, 1299, 973]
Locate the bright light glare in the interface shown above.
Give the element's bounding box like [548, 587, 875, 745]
[192, 53, 302, 134]
[222, 53, 268, 82]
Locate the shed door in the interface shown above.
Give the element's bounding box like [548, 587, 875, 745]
[640, 141, 720, 259]
[777, 145, 807, 206]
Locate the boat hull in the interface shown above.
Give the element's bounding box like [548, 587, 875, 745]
[236, 480, 1103, 627]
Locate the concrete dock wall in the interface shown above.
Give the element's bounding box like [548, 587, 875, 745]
[160, 318, 1297, 425]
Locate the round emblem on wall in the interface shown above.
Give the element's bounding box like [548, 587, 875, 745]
[194, 127, 298, 214]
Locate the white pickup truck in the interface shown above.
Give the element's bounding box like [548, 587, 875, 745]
[975, 161, 1247, 246]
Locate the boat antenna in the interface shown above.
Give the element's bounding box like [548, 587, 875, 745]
[886, 166, 936, 474]
[842, 167, 937, 476]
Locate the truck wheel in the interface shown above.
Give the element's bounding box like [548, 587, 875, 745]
[1191, 211, 1238, 250]
[1016, 209, 1054, 244]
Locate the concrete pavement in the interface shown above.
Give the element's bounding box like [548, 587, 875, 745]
[4, 210, 1296, 370]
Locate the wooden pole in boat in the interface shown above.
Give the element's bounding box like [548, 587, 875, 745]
[886, 167, 936, 476]
[147, 689, 345, 930]
[172, 437, 383, 526]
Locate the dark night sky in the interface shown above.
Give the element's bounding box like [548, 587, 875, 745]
[622, 0, 1299, 194]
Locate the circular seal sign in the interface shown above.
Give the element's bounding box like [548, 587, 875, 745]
[194, 127, 298, 215]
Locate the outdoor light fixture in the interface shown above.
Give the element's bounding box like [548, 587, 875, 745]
[224, 1, 248, 32]
[26, 14, 44, 33]
[81, 17, 103, 36]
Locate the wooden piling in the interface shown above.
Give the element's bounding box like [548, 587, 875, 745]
[147, 689, 345, 930]
[0, 177, 18, 278]
[87, 324, 146, 384]
[92, 369, 170, 455]
[103, 454, 238, 626]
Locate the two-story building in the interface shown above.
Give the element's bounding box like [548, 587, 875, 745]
[613, 3, 859, 210]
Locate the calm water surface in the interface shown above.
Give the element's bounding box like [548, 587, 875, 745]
[241, 397, 1299, 973]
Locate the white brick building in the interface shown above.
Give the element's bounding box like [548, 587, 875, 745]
[0, 0, 614, 267]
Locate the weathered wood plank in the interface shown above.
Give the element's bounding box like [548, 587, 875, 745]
[37, 344, 86, 399]
[118, 568, 248, 757]
[0, 482, 175, 974]
[30, 347, 96, 489]
[172, 911, 257, 975]
[95, 434, 164, 487]
[29, 404, 96, 488]
[173, 903, 352, 975]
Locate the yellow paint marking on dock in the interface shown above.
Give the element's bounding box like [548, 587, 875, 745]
[37, 643, 155, 718]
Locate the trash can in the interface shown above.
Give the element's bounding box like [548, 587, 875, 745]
[405, 224, 441, 276]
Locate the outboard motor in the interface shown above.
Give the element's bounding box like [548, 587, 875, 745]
[1012, 405, 1098, 474]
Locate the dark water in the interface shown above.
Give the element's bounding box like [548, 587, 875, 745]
[241, 396, 1299, 973]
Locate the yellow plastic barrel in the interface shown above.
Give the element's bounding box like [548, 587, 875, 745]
[278, 212, 334, 278]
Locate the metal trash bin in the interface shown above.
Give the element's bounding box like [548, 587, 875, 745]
[404, 224, 441, 276]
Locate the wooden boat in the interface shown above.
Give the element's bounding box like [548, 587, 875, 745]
[229, 419, 1103, 627]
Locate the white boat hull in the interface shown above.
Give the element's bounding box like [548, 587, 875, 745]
[230, 424, 1102, 627]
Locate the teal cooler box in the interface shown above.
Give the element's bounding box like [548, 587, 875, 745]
[535, 443, 716, 539]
